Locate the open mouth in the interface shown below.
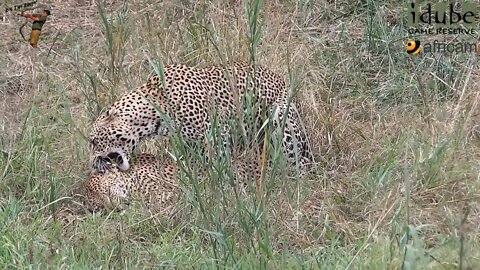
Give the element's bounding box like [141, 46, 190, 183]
[93, 150, 130, 173]
[107, 152, 124, 165]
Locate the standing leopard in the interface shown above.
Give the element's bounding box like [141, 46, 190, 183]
[88, 62, 315, 174]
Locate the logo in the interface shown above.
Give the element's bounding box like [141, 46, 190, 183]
[406, 40, 421, 55]
[424, 40, 478, 54]
[405, 1, 479, 55]
[406, 2, 477, 35]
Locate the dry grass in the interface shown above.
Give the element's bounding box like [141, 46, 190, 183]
[1, 0, 479, 268]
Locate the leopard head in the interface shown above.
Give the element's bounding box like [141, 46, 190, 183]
[89, 107, 138, 173]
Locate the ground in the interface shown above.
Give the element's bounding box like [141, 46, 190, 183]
[0, 0, 479, 269]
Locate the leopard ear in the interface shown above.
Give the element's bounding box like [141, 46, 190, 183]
[98, 108, 119, 126]
[106, 107, 119, 118]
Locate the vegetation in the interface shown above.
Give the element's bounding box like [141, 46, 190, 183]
[0, 0, 479, 268]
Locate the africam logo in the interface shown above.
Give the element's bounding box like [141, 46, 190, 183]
[406, 2, 478, 35]
[406, 39, 480, 55]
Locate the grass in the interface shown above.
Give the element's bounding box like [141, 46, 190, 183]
[1, 0, 479, 269]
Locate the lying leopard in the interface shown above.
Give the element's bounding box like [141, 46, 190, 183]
[85, 153, 178, 213]
[85, 152, 263, 212]
[88, 62, 315, 174]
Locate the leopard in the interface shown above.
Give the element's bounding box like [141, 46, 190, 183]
[85, 153, 178, 213]
[84, 152, 265, 213]
[88, 62, 315, 175]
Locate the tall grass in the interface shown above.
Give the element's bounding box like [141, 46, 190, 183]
[144, 2, 296, 266]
